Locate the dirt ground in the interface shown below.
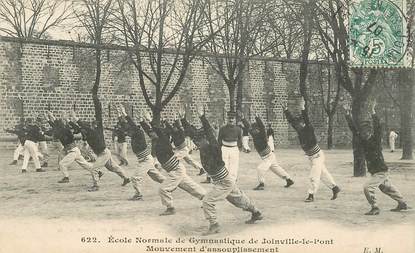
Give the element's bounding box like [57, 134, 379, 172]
[0, 146, 414, 252]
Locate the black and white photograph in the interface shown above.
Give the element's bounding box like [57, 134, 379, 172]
[0, 0, 414, 252]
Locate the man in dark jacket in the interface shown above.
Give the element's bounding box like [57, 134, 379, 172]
[240, 112, 293, 190]
[164, 117, 205, 175]
[283, 97, 340, 202]
[344, 101, 409, 215]
[183, 105, 263, 235]
[110, 118, 129, 166]
[46, 111, 100, 187]
[20, 118, 45, 173]
[119, 106, 165, 200]
[70, 111, 130, 192]
[218, 111, 242, 181]
[140, 111, 206, 216]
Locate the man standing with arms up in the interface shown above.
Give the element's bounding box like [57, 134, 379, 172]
[218, 111, 242, 181]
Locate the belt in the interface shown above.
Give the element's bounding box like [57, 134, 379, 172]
[222, 140, 238, 147]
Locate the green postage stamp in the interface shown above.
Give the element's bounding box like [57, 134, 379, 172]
[349, 0, 410, 68]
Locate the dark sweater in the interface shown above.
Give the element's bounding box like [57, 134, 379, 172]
[125, 116, 150, 159]
[164, 120, 186, 149]
[48, 119, 75, 148]
[242, 117, 271, 158]
[75, 120, 106, 155]
[284, 109, 320, 156]
[114, 126, 127, 143]
[141, 121, 178, 172]
[183, 116, 228, 181]
[24, 124, 43, 143]
[218, 124, 242, 147]
[180, 118, 205, 148]
[345, 113, 388, 174]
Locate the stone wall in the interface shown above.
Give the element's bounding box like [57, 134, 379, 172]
[0, 36, 385, 149]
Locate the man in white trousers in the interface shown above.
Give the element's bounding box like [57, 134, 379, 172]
[46, 111, 101, 186]
[389, 129, 398, 153]
[283, 97, 340, 202]
[218, 112, 242, 181]
[21, 118, 46, 173]
[239, 112, 294, 190]
[140, 112, 206, 216]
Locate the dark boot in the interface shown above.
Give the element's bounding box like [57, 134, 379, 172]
[87, 185, 99, 192]
[58, 177, 70, 183]
[159, 207, 176, 216]
[253, 183, 265, 190]
[121, 177, 131, 186]
[245, 211, 263, 224]
[36, 168, 46, 172]
[284, 178, 294, 188]
[129, 193, 143, 201]
[365, 207, 380, 215]
[331, 186, 341, 200]
[9, 160, 17, 165]
[202, 223, 220, 235]
[390, 202, 409, 212]
[304, 194, 314, 202]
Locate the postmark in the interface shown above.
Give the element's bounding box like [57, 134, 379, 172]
[349, 0, 409, 68]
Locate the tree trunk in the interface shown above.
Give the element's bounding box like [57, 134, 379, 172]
[152, 106, 162, 126]
[352, 97, 366, 177]
[92, 48, 103, 136]
[327, 114, 334, 149]
[228, 84, 236, 113]
[399, 69, 414, 160]
[236, 77, 243, 114]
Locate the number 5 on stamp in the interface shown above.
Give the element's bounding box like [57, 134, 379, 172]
[349, 0, 410, 68]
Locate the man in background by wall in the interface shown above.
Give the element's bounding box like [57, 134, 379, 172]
[389, 129, 398, 153]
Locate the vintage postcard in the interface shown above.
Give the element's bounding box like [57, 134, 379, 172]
[0, 0, 414, 252]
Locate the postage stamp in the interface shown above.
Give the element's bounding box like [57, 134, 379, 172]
[349, 0, 410, 68]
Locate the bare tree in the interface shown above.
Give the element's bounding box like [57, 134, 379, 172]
[203, 0, 273, 114]
[115, 0, 216, 124]
[262, 2, 303, 59]
[0, 0, 71, 38]
[74, 0, 115, 133]
[313, 0, 380, 176]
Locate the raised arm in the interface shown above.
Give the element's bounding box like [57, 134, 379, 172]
[283, 109, 296, 126]
[181, 117, 197, 139]
[255, 116, 266, 130]
[197, 105, 218, 145]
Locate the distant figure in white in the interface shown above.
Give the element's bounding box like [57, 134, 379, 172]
[389, 130, 398, 153]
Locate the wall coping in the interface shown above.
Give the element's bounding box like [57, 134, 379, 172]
[0, 35, 331, 65]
